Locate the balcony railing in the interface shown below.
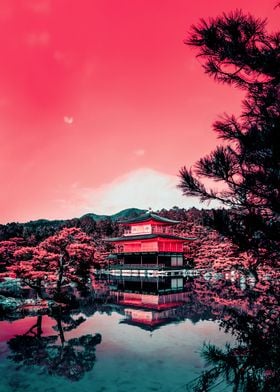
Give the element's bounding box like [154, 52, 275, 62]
[114, 246, 183, 253]
[114, 248, 156, 253]
[109, 263, 166, 270]
[124, 226, 176, 236]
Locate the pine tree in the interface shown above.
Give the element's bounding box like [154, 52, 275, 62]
[179, 10, 280, 272]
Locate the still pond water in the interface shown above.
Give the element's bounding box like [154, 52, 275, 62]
[0, 273, 279, 392]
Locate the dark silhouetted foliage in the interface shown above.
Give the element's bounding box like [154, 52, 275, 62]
[179, 10, 280, 270]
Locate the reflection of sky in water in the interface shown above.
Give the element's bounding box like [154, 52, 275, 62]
[0, 311, 232, 392]
[1, 273, 278, 392]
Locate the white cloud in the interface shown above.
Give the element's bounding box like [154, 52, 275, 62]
[134, 149, 146, 156]
[56, 168, 220, 217]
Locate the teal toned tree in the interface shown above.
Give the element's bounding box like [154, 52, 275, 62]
[184, 274, 280, 391]
[8, 312, 102, 381]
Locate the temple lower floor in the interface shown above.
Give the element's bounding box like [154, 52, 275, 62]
[110, 252, 184, 268]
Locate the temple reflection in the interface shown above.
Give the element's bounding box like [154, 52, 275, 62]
[109, 276, 192, 330]
[1, 272, 279, 390]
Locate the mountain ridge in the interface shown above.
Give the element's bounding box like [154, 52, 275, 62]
[81, 208, 147, 222]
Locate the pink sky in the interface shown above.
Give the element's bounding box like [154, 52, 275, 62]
[0, 0, 278, 223]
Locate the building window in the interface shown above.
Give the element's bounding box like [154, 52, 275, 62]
[171, 256, 183, 266]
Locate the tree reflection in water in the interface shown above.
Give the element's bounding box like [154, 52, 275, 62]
[106, 273, 280, 391]
[7, 312, 101, 381]
[188, 276, 280, 392]
[3, 273, 280, 389]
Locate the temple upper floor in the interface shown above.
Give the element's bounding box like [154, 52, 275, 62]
[123, 224, 176, 236]
[120, 212, 180, 237]
[119, 212, 179, 225]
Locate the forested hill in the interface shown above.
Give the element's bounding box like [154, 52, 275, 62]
[81, 208, 147, 222]
[0, 208, 147, 242]
[0, 207, 218, 243]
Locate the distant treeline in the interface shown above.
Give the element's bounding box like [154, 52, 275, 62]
[0, 207, 217, 244]
[0, 216, 118, 244]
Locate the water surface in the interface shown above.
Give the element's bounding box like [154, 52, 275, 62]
[0, 274, 278, 392]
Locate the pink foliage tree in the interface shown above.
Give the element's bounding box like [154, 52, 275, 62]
[40, 227, 95, 295]
[9, 247, 59, 298]
[0, 237, 26, 272]
[8, 228, 95, 299]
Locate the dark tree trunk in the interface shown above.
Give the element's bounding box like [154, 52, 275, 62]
[56, 256, 65, 296]
[36, 280, 43, 299]
[36, 315, 43, 338]
[55, 315, 65, 347]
